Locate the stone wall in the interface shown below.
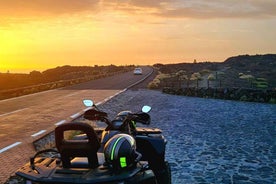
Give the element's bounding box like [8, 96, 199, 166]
[162, 87, 276, 103]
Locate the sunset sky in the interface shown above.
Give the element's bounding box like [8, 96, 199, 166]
[0, 0, 276, 73]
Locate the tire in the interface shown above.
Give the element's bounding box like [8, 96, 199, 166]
[155, 161, 171, 184]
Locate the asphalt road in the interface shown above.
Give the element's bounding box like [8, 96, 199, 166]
[0, 66, 153, 183]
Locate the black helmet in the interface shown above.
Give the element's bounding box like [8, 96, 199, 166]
[104, 134, 140, 170]
[114, 110, 132, 121]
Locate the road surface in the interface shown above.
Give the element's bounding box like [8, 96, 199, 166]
[0, 66, 153, 183]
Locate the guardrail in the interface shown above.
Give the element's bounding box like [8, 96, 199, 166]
[0, 71, 128, 100]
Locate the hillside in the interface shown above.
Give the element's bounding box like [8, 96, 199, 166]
[153, 54, 276, 89]
[0, 65, 133, 90]
[0, 65, 134, 100]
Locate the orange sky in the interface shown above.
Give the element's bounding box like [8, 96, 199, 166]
[0, 0, 276, 73]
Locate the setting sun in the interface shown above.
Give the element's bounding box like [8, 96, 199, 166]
[0, 0, 276, 73]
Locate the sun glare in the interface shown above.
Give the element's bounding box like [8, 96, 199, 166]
[0, 1, 275, 73]
[0, 17, 101, 73]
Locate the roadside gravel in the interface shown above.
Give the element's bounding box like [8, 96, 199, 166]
[100, 89, 276, 184]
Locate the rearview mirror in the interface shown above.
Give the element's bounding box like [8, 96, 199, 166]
[142, 105, 151, 113]
[83, 99, 93, 107]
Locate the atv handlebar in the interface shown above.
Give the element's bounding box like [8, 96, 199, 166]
[83, 99, 151, 133]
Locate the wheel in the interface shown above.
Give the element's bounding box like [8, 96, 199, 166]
[155, 161, 171, 184]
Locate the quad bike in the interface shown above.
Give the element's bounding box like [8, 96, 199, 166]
[16, 100, 171, 184]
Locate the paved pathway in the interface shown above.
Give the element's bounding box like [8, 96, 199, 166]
[101, 89, 276, 184]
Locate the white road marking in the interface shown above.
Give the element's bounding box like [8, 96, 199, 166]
[0, 108, 28, 117]
[70, 113, 80, 119]
[0, 142, 22, 153]
[0, 70, 151, 155]
[0, 89, 57, 102]
[82, 91, 124, 112]
[55, 120, 66, 126]
[31, 130, 46, 137]
[83, 107, 92, 111]
[64, 91, 86, 98]
[95, 89, 126, 106]
[95, 102, 103, 106]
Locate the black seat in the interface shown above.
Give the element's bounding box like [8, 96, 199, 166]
[55, 122, 100, 168]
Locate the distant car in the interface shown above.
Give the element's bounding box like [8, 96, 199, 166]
[133, 67, 143, 75]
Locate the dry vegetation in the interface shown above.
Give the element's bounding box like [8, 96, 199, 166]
[148, 54, 276, 103]
[149, 54, 276, 90]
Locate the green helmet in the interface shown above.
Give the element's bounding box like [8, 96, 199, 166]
[104, 134, 140, 170]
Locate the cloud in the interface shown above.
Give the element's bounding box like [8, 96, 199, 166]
[127, 0, 168, 8]
[102, 0, 276, 19]
[102, 0, 169, 8]
[0, 0, 100, 17]
[156, 0, 276, 19]
[1, 0, 275, 20]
